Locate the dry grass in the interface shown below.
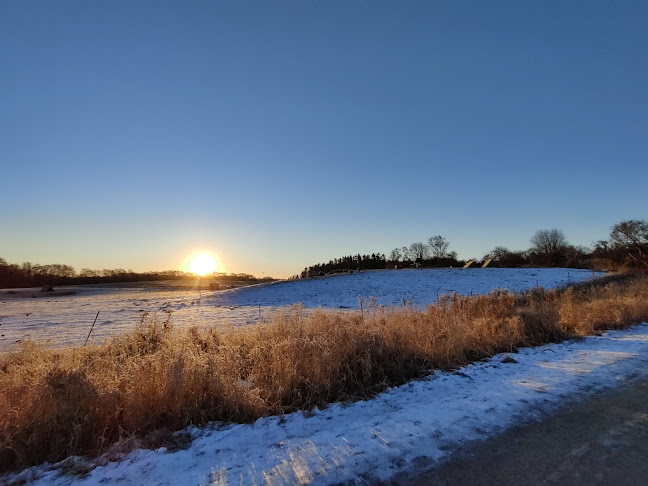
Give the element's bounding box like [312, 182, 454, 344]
[2, 274, 648, 473]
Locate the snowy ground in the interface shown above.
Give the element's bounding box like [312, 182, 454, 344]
[0, 268, 599, 349]
[8, 322, 648, 485]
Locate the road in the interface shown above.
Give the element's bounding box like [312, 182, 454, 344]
[389, 377, 648, 485]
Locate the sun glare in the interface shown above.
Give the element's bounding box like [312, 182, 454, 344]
[188, 252, 218, 276]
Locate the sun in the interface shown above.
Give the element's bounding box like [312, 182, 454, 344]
[188, 252, 218, 276]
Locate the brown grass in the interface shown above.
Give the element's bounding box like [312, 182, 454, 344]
[2, 274, 648, 473]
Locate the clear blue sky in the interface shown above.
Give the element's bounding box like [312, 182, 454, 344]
[1, 1, 646, 278]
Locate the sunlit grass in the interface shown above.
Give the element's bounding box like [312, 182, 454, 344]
[1, 274, 648, 472]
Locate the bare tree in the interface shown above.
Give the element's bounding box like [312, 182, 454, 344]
[409, 242, 429, 261]
[530, 229, 568, 266]
[485, 246, 527, 267]
[428, 235, 450, 258]
[488, 246, 510, 262]
[610, 219, 648, 267]
[401, 246, 411, 262]
[389, 248, 402, 262]
[564, 245, 589, 267]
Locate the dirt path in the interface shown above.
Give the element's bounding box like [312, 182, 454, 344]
[389, 377, 648, 485]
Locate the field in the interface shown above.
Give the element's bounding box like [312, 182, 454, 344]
[0, 268, 599, 349]
[4, 268, 648, 483]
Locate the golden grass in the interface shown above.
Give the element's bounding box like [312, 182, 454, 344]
[2, 275, 648, 472]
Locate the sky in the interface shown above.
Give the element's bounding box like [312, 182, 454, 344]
[1, 1, 646, 278]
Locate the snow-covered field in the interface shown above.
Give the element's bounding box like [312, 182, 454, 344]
[8, 322, 648, 485]
[5, 267, 645, 485]
[0, 268, 599, 349]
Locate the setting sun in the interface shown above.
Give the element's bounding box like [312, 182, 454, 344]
[188, 252, 218, 276]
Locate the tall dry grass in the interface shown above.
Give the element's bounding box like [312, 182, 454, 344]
[2, 274, 648, 472]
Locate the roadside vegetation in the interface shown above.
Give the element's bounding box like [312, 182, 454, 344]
[1, 271, 648, 473]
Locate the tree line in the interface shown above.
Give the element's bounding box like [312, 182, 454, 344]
[388, 235, 460, 266]
[300, 253, 387, 278]
[2, 219, 645, 286]
[300, 219, 648, 278]
[0, 260, 274, 289]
